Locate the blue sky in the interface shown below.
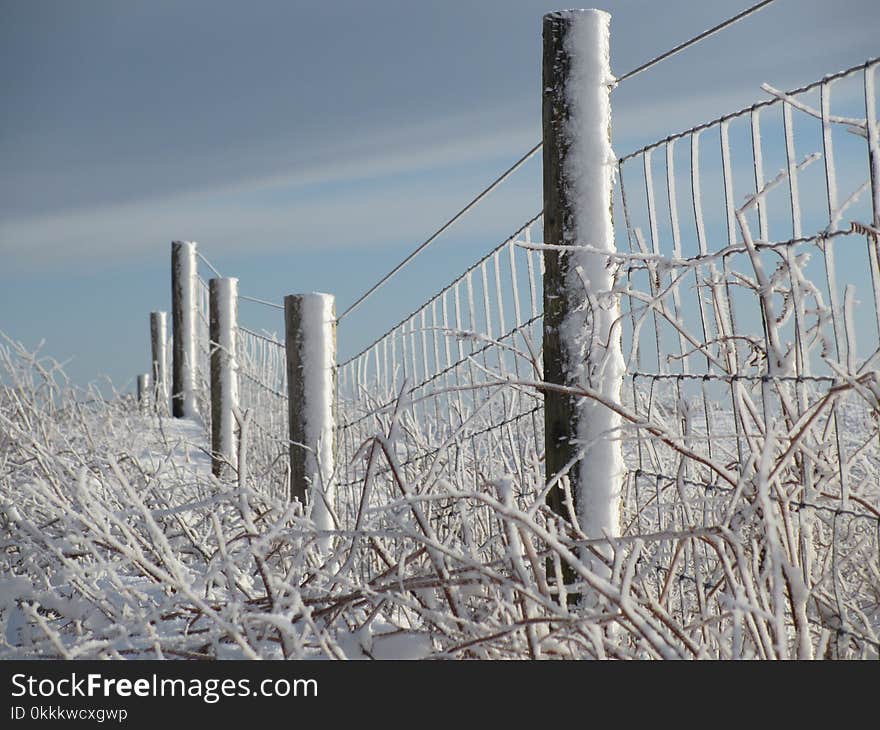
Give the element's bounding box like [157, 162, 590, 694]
[1, 0, 878, 391]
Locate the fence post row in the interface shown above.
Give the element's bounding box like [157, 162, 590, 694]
[155, 12, 623, 534]
[171, 240, 198, 419]
[150, 310, 168, 415]
[284, 293, 336, 524]
[210, 277, 239, 478]
[541, 9, 624, 550]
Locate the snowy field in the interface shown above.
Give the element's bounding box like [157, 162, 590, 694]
[2, 334, 877, 660]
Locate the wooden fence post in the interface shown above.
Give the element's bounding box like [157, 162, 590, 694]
[150, 311, 168, 415]
[209, 277, 239, 478]
[541, 10, 624, 554]
[284, 293, 336, 527]
[171, 240, 197, 418]
[136, 373, 151, 410]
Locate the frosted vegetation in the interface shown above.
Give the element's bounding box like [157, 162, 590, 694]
[2, 44, 879, 661]
[1, 327, 877, 660]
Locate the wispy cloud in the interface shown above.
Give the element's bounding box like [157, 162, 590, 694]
[0, 141, 543, 271]
[3, 37, 873, 272]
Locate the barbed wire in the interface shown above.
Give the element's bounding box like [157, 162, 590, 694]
[197, 251, 284, 311]
[631, 372, 838, 384]
[240, 295, 284, 310]
[339, 313, 543, 431]
[517, 227, 859, 273]
[238, 326, 283, 347]
[237, 366, 288, 402]
[196, 251, 223, 278]
[336, 404, 543, 490]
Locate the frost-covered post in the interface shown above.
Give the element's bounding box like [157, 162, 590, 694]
[171, 241, 198, 418]
[136, 373, 151, 409]
[284, 293, 336, 528]
[541, 10, 624, 554]
[150, 311, 168, 415]
[209, 278, 239, 478]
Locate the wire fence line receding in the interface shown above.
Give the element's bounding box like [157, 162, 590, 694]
[336, 214, 546, 528]
[161, 42, 879, 658]
[326, 57, 880, 655]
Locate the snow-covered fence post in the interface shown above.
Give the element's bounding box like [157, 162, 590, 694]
[171, 240, 198, 418]
[541, 10, 624, 554]
[209, 277, 239, 478]
[284, 294, 336, 527]
[136, 373, 151, 410]
[150, 310, 168, 415]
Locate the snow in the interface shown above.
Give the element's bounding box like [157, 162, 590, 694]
[557, 9, 625, 559]
[1, 324, 878, 659]
[150, 310, 168, 413]
[297, 292, 336, 534]
[136, 372, 151, 403]
[173, 241, 198, 418]
[336, 621, 433, 660]
[212, 277, 239, 469]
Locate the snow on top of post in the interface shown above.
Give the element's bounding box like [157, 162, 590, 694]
[546, 8, 610, 21]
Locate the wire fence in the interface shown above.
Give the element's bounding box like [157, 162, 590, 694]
[608, 58, 880, 656]
[615, 57, 880, 517]
[169, 25, 879, 656]
[336, 214, 545, 528]
[328, 57, 880, 656]
[236, 325, 288, 502]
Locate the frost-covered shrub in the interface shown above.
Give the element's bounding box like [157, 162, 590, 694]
[1, 334, 878, 659]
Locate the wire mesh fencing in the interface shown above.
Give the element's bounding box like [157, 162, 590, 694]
[335, 214, 545, 551]
[166, 54, 880, 658]
[609, 57, 880, 657]
[235, 325, 289, 502]
[328, 58, 880, 656]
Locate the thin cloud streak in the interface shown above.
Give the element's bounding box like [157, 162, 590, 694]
[4, 74, 818, 268]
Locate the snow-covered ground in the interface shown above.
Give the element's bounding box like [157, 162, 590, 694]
[2, 335, 878, 659]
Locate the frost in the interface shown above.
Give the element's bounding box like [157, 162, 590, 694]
[173, 241, 199, 418]
[558, 9, 625, 558]
[0, 334, 877, 660]
[212, 277, 239, 469]
[297, 293, 336, 534]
